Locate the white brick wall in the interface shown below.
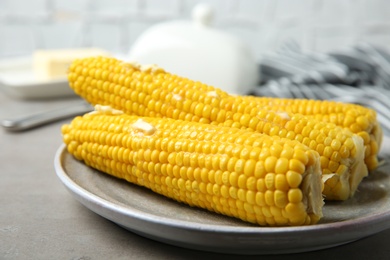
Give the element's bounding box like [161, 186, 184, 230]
[1, 0, 390, 61]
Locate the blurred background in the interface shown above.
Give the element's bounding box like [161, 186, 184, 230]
[1, 0, 389, 58]
[1, 0, 390, 133]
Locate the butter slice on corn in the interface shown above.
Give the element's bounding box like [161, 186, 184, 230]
[67, 56, 370, 201]
[62, 111, 324, 226]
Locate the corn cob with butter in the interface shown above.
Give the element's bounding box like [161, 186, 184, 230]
[67, 56, 367, 200]
[62, 108, 324, 226]
[230, 96, 382, 171]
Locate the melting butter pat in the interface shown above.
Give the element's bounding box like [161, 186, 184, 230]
[33, 48, 110, 80]
[276, 111, 291, 120]
[173, 94, 183, 101]
[131, 119, 156, 135]
[207, 91, 220, 98]
[93, 105, 124, 115]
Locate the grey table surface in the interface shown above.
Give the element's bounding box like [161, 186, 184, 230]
[1, 91, 390, 260]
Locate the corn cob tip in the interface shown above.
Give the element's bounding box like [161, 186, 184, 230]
[322, 134, 368, 200]
[349, 135, 368, 193]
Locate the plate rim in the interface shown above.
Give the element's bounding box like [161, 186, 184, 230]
[54, 144, 390, 254]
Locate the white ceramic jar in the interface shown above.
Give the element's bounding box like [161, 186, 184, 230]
[128, 4, 259, 95]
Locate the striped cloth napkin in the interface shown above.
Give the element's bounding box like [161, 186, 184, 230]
[250, 42, 390, 136]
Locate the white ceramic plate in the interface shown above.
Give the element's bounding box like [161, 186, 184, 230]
[0, 56, 76, 99]
[54, 144, 390, 255]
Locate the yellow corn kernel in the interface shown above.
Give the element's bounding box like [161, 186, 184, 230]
[62, 112, 324, 226]
[67, 57, 370, 200]
[286, 171, 302, 188]
[288, 188, 303, 203]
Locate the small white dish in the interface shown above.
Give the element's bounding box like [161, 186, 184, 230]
[0, 56, 76, 99]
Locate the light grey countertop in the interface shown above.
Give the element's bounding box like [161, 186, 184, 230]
[1, 91, 390, 260]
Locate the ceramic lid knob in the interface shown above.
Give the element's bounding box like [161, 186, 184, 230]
[192, 3, 214, 27]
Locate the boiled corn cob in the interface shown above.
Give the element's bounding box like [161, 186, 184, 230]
[231, 96, 382, 171]
[67, 56, 367, 200]
[61, 108, 324, 226]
